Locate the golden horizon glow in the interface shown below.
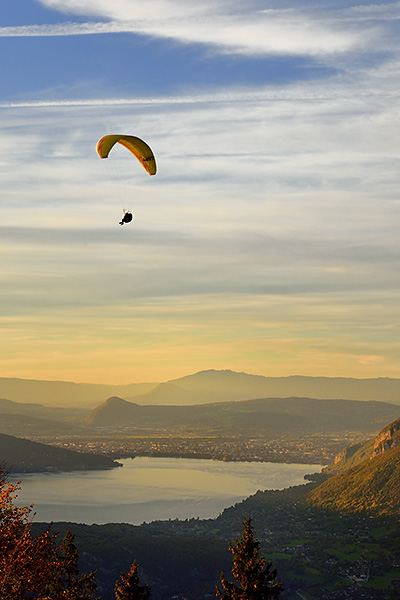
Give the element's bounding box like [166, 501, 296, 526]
[2, 3, 400, 387]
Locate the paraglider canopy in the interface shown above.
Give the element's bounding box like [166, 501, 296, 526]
[96, 134, 157, 176]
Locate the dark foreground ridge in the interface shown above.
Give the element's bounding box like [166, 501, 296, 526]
[0, 432, 120, 472]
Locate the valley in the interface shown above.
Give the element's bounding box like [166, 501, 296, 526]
[39, 431, 361, 465]
[1, 371, 400, 599]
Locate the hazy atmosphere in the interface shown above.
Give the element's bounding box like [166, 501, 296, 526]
[2, 0, 400, 384]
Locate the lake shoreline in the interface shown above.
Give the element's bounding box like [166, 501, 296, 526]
[13, 456, 322, 525]
[110, 451, 325, 465]
[9, 451, 324, 475]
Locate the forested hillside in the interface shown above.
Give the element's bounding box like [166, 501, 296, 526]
[0, 433, 120, 472]
[308, 442, 400, 518]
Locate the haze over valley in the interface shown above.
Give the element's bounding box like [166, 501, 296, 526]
[1, 370, 400, 470]
[4, 370, 400, 408]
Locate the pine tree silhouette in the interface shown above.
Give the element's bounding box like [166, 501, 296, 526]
[115, 560, 152, 600]
[216, 517, 283, 600]
[47, 529, 99, 599]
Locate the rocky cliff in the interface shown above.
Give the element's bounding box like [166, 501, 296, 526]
[323, 414, 400, 475]
[308, 416, 400, 519]
[373, 416, 400, 456]
[307, 442, 400, 519]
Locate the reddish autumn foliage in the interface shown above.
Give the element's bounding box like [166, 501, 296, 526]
[115, 560, 151, 600]
[0, 466, 60, 599]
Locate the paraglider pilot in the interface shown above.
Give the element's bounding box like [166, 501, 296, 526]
[119, 211, 133, 226]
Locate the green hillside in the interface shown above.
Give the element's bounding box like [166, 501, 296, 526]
[307, 443, 400, 518]
[322, 438, 375, 475]
[321, 416, 400, 475]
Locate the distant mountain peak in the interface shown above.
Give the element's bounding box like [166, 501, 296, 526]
[104, 396, 134, 406]
[178, 369, 254, 378]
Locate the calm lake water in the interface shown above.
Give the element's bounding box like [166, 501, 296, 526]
[13, 457, 321, 525]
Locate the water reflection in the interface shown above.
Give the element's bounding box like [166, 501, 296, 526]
[13, 457, 321, 525]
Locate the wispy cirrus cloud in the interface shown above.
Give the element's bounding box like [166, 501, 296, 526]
[0, 0, 376, 58]
[0, 22, 125, 37]
[2, 0, 400, 382]
[344, 2, 400, 21]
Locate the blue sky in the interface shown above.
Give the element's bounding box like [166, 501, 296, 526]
[1, 0, 400, 384]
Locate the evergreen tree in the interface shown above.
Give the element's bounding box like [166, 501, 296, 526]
[47, 529, 99, 599]
[115, 560, 151, 600]
[0, 466, 59, 599]
[216, 517, 283, 600]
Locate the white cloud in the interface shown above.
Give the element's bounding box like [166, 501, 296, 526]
[2, 62, 400, 299]
[0, 22, 123, 37]
[344, 2, 400, 21]
[0, 0, 378, 58]
[2, 0, 400, 380]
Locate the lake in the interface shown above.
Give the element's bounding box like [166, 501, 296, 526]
[13, 457, 321, 525]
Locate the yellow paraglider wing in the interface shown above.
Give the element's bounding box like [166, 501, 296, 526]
[96, 134, 157, 176]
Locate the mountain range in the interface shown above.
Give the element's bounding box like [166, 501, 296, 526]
[0, 377, 156, 408]
[86, 395, 400, 435]
[0, 388, 399, 439]
[3, 370, 400, 408]
[0, 397, 91, 437]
